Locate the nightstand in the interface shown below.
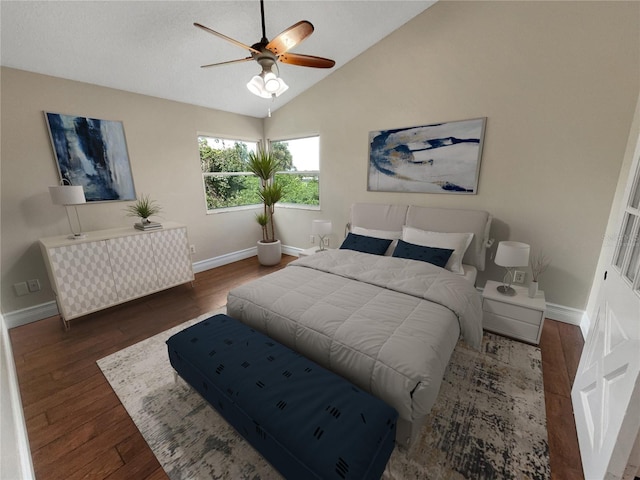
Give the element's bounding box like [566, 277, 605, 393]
[298, 246, 332, 258]
[482, 280, 546, 345]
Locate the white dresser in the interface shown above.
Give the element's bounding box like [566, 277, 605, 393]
[482, 280, 546, 345]
[40, 222, 194, 328]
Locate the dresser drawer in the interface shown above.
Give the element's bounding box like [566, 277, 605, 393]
[483, 298, 543, 326]
[483, 312, 541, 344]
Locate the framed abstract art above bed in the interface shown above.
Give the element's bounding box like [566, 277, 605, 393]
[368, 117, 487, 194]
[45, 112, 136, 202]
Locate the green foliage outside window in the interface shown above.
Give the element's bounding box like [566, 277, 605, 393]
[277, 173, 319, 206]
[199, 136, 320, 211]
[272, 137, 320, 207]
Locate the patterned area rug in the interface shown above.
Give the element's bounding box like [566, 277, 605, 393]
[97, 309, 549, 480]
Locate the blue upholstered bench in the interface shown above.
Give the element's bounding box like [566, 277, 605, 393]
[166, 314, 398, 479]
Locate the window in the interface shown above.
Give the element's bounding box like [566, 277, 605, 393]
[271, 136, 320, 207]
[198, 135, 260, 211]
[613, 162, 640, 290]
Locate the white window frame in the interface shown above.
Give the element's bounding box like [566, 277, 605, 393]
[198, 134, 262, 214]
[613, 155, 640, 294]
[269, 135, 321, 211]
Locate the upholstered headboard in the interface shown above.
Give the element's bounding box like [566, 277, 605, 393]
[349, 203, 492, 271]
[349, 203, 408, 232]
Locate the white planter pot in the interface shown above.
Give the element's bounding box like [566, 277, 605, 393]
[528, 281, 539, 298]
[257, 240, 282, 266]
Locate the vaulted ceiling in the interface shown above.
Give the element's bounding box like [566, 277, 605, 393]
[1, 1, 435, 118]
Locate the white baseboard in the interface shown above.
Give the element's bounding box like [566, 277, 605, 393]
[192, 245, 302, 273]
[5, 246, 584, 334]
[545, 302, 584, 327]
[1, 314, 36, 479]
[282, 245, 304, 257]
[5, 246, 301, 327]
[192, 246, 258, 273]
[4, 301, 59, 329]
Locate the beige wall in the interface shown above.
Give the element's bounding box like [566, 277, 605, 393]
[265, 1, 640, 311]
[0, 67, 264, 314]
[1, 1, 639, 318]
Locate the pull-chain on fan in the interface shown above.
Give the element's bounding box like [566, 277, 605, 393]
[195, 0, 335, 98]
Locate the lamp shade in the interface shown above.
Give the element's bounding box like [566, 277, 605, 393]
[311, 220, 332, 236]
[49, 185, 86, 206]
[494, 241, 530, 267]
[247, 73, 289, 99]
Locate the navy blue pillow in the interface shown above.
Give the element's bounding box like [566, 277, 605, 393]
[392, 239, 454, 268]
[340, 232, 393, 256]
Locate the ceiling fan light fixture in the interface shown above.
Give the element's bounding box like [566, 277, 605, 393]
[247, 75, 269, 98]
[246, 71, 288, 98]
[263, 72, 280, 92]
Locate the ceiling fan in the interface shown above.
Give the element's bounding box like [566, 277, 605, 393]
[195, 0, 335, 98]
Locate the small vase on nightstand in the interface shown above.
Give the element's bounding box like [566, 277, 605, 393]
[528, 281, 539, 298]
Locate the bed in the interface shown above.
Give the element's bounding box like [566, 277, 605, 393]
[227, 203, 492, 448]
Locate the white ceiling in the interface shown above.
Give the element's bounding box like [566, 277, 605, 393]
[1, 1, 435, 118]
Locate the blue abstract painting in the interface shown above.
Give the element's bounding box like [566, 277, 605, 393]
[368, 117, 486, 194]
[45, 112, 136, 202]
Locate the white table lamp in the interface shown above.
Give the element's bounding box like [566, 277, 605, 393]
[49, 184, 87, 239]
[311, 220, 332, 251]
[494, 241, 530, 295]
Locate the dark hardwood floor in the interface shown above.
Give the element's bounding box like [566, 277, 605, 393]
[10, 256, 584, 479]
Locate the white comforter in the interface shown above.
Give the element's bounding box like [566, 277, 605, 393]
[227, 249, 483, 443]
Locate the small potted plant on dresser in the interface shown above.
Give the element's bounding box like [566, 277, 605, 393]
[125, 194, 162, 230]
[529, 250, 549, 298]
[248, 147, 283, 266]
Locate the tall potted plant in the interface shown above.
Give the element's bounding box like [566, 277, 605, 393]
[248, 146, 283, 265]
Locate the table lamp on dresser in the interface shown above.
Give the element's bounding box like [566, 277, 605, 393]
[49, 183, 87, 240]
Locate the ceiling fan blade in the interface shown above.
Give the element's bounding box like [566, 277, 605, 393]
[200, 57, 253, 69]
[194, 22, 261, 55]
[279, 53, 335, 68]
[266, 21, 314, 55]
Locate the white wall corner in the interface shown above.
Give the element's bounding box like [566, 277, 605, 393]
[0, 314, 35, 480]
[579, 311, 591, 340]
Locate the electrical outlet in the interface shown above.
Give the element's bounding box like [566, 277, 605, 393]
[27, 279, 41, 292]
[310, 235, 315, 244]
[14, 282, 29, 296]
[189, 245, 196, 254]
[513, 270, 526, 284]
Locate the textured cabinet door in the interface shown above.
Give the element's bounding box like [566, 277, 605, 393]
[150, 228, 194, 289]
[41, 222, 194, 326]
[47, 241, 118, 319]
[106, 234, 159, 302]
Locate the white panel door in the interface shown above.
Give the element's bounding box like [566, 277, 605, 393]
[572, 135, 640, 479]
